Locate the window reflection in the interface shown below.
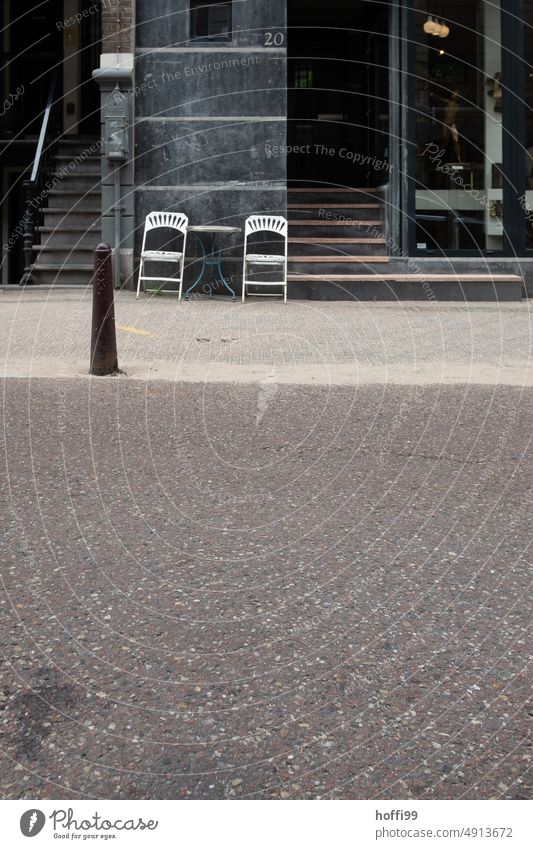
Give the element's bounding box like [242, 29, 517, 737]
[413, 1, 503, 252]
[523, 2, 533, 247]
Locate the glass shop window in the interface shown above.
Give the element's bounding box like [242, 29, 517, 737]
[190, 1, 232, 42]
[412, 1, 503, 252]
[523, 1, 533, 247]
[294, 64, 314, 89]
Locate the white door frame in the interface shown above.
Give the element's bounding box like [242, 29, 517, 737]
[62, 0, 80, 133]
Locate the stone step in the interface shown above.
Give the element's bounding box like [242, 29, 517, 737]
[53, 149, 100, 160]
[53, 167, 101, 177]
[289, 236, 386, 243]
[287, 272, 523, 282]
[55, 137, 100, 152]
[287, 272, 524, 301]
[289, 255, 390, 264]
[288, 203, 381, 208]
[55, 154, 100, 162]
[44, 198, 101, 213]
[41, 212, 102, 228]
[287, 187, 383, 204]
[47, 188, 100, 197]
[32, 245, 97, 263]
[289, 208, 382, 223]
[40, 206, 101, 215]
[290, 220, 384, 239]
[31, 264, 93, 285]
[288, 186, 380, 191]
[50, 168, 102, 184]
[289, 219, 383, 226]
[288, 239, 387, 257]
[35, 228, 101, 248]
[49, 176, 102, 192]
[32, 242, 96, 249]
[288, 260, 391, 276]
[36, 224, 101, 234]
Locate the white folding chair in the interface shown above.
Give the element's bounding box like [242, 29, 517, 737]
[136, 211, 188, 300]
[242, 215, 288, 302]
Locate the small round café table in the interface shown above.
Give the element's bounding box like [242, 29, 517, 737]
[185, 225, 241, 301]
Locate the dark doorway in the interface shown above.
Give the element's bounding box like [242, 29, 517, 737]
[287, 0, 390, 187]
[79, 0, 102, 135]
[1, 0, 62, 285]
[9, 0, 63, 133]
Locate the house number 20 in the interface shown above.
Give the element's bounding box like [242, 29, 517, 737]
[264, 32, 285, 46]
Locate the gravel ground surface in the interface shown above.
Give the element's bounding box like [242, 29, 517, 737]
[1, 378, 531, 799]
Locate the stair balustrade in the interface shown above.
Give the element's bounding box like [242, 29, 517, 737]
[19, 70, 60, 286]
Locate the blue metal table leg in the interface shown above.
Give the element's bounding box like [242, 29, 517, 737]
[184, 232, 207, 300]
[215, 243, 236, 300]
[206, 234, 217, 297]
[185, 232, 237, 300]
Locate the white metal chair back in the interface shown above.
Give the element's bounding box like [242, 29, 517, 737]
[137, 211, 189, 299]
[141, 212, 188, 246]
[242, 215, 288, 302]
[244, 215, 288, 239]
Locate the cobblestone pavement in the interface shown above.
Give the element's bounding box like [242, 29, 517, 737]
[1, 379, 531, 799]
[0, 290, 532, 384]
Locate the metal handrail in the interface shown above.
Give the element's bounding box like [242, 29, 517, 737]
[19, 70, 59, 285]
[29, 70, 57, 183]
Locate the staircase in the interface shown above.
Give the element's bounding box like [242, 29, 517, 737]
[287, 186, 389, 282]
[31, 136, 101, 285]
[286, 187, 523, 300]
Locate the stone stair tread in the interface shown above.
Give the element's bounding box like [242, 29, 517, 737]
[289, 256, 390, 263]
[289, 219, 383, 226]
[39, 206, 101, 211]
[55, 166, 100, 171]
[48, 189, 100, 195]
[288, 273, 523, 282]
[32, 263, 93, 271]
[289, 237, 385, 243]
[288, 203, 380, 208]
[56, 134, 100, 140]
[53, 170, 101, 177]
[32, 244, 95, 250]
[288, 187, 379, 192]
[36, 225, 101, 232]
[55, 154, 100, 160]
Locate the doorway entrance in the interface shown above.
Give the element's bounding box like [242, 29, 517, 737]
[287, 0, 390, 188]
[1, 0, 102, 285]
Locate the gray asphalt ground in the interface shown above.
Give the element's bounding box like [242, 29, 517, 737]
[0, 291, 531, 799]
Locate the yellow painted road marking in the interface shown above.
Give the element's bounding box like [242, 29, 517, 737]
[116, 324, 157, 338]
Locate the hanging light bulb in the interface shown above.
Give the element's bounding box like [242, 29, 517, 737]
[423, 16, 439, 35]
[439, 22, 450, 38]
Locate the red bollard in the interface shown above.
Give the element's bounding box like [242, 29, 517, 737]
[90, 243, 119, 376]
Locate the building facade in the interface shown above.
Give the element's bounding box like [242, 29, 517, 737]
[2, 1, 533, 299]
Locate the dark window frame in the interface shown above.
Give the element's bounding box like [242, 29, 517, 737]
[189, 0, 233, 44]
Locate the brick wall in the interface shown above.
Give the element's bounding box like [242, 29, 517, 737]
[101, 0, 135, 54]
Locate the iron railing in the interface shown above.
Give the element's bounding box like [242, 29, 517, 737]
[19, 70, 59, 285]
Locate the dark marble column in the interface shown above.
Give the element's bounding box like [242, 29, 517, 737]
[134, 0, 288, 291]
